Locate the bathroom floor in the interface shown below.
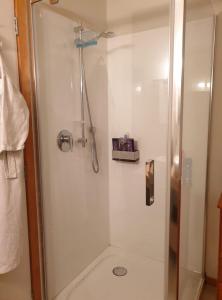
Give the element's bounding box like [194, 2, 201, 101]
[55, 247, 165, 300]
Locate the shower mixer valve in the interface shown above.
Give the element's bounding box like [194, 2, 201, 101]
[57, 130, 73, 152]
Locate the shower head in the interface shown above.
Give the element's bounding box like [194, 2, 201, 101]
[97, 31, 115, 39]
[74, 26, 115, 39]
[74, 25, 84, 33]
[74, 27, 115, 49]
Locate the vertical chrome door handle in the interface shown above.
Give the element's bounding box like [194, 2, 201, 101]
[146, 160, 155, 206]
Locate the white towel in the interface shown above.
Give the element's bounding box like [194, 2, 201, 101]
[0, 53, 29, 274]
[0, 54, 29, 153]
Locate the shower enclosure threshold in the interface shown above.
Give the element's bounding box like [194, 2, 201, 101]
[55, 246, 165, 300]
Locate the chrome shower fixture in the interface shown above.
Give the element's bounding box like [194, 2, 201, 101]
[97, 31, 115, 39]
[74, 25, 115, 39]
[74, 26, 115, 48]
[73, 25, 115, 172]
[74, 25, 84, 33]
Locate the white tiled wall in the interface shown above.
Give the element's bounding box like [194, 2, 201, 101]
[108, 27, 170, 262]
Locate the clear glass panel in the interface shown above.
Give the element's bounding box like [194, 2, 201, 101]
[32, 1, 171, 299]
[179, 1, 215, 299]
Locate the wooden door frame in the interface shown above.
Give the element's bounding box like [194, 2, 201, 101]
[14, 1, 44, 299]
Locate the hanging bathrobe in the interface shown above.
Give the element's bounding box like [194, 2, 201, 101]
[0, 52, 29, 274]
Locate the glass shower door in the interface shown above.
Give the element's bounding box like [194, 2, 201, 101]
[31, 1, 171, 300]
[179, 1, 215, 299]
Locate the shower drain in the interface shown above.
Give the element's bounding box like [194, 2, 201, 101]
[112, 266, 128, 277]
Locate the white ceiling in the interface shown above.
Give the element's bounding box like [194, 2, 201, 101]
[41, 0, 222, 33]
[107, 0, 222, 17]
[106, 0, 221, 23]
[107, 0, 219, 31]
[211, 0, 222, 14]
[45, 0, 222, 17]
[107, 0, 169, 22]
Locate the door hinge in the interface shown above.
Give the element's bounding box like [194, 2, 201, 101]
[14, 17, 19, 36]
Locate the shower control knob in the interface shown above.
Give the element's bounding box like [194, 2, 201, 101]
[57, 130, 73, 152]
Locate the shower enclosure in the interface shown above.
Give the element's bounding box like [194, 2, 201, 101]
[20, 0, 215, 299]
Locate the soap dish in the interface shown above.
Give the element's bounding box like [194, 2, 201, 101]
[112, 150, 140, 162]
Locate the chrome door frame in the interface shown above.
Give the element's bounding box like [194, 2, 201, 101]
[166, 0, 185, 299]
[166, 1, 216, 300]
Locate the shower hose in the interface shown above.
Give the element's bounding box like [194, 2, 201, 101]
[81, 56, 100, 174]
